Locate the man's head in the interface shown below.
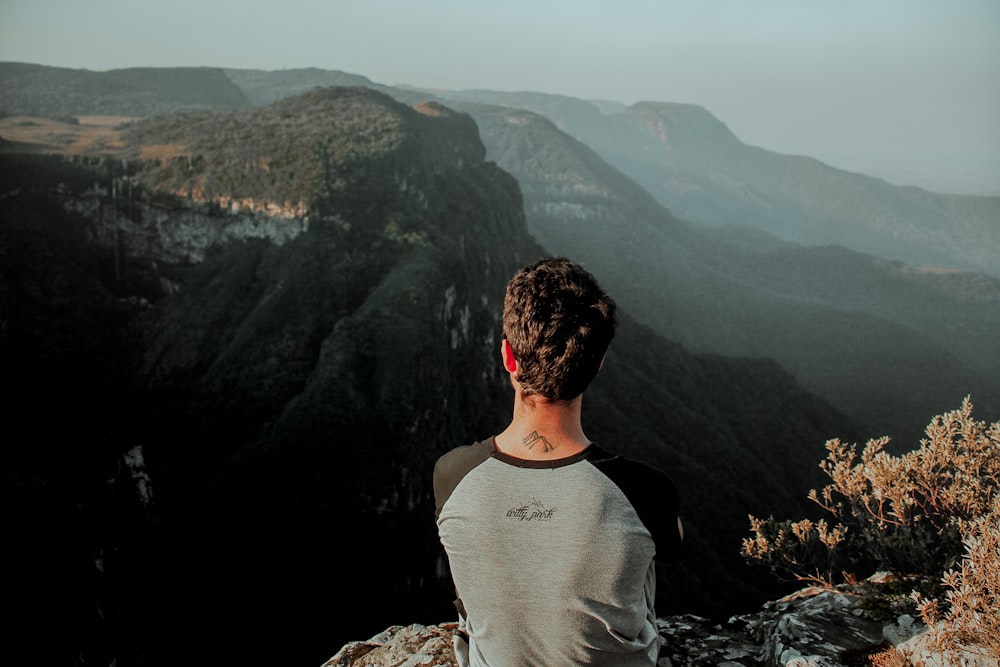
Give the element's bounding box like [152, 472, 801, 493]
[502, 257, 617, 401]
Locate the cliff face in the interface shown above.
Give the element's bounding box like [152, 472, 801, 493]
[125, 92, 538, 667]
[3, 88, 537, 666]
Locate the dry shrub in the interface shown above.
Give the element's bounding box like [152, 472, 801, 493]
[913, 493, 1000, 660]
[742, 397, 1000, 658]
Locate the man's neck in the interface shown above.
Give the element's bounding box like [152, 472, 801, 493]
[494, 393, 591, 461]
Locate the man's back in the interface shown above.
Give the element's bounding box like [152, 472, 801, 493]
[435, 439, 679, 666]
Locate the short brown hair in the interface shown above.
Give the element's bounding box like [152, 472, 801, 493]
[502, 257, 616, 401]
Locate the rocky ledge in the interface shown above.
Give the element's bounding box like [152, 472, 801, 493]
[321, 584, 997, 667]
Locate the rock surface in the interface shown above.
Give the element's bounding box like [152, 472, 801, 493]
[321, 586, 998, 667]
[323, 623, 458, 667]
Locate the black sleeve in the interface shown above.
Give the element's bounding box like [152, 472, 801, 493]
[592, 455, 684, 563]
[433, 439, 493, 519]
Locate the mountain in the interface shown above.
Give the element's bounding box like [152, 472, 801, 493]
[433, 89, 1000, 279]
[1, 86, 856, 666]
[443, 101, 1000, 445]
[222, 66, 436, 107]
[6, 61, 995, 276]
[0, 62, 249, 117]
[190, 66, 1000, 441]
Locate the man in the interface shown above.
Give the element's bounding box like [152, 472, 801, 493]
[434, 257, 684, 666]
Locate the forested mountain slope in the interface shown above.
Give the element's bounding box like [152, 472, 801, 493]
[2, 87, 855, 666]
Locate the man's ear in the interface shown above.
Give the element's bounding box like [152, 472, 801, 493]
[501, 338, 518, 373]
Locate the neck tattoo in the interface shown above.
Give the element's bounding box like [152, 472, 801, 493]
[523, 430, 555, 453]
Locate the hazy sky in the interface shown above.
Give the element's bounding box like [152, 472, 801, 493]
[2, 0, 999, 194]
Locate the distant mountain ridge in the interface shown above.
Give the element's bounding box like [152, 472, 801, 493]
[0, 62, 248, 116]
[223, 67, 433, 107]
[3, 62, 995, 275]
[433, 89, 1000, 279]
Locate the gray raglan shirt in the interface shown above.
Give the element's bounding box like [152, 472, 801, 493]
[434, 439, 682, 667]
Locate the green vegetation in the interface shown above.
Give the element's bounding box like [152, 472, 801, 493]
[120, 87, 422, 209]
[743, 398, 1000, 659]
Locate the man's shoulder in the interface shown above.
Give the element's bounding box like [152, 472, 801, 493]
[435, 438, 493, 472]
[587, 446, 676, 490]
[433, 439, 494, 517]
[587, 446, 683, 561]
